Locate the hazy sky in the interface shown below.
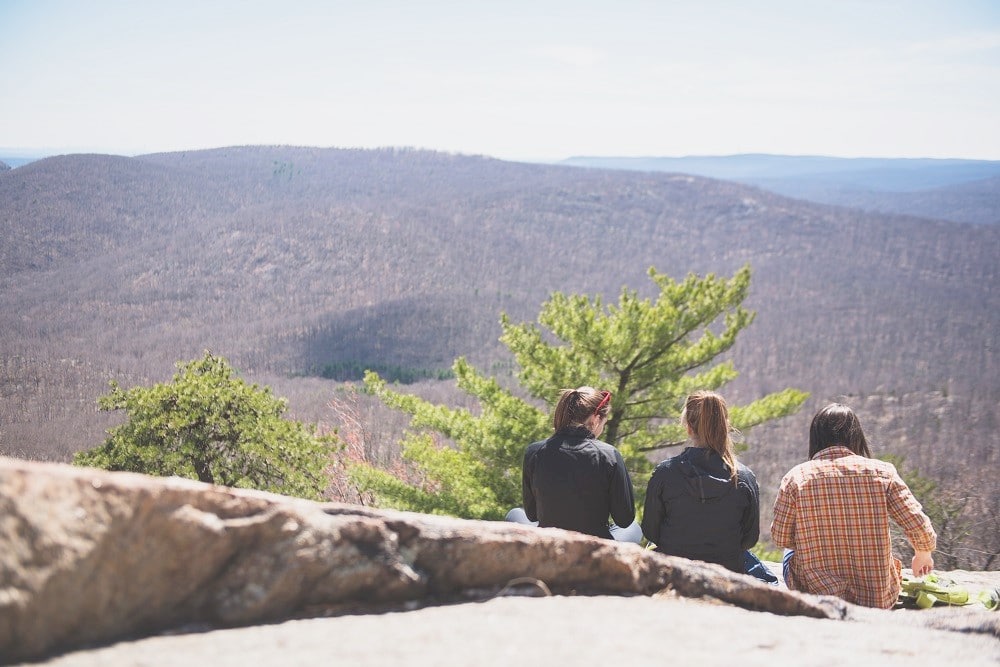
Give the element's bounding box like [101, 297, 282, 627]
[2, 0, 999, 161]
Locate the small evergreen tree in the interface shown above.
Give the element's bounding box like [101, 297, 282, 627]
[350, 265, 808, 519]
[74, 351, 337, 500]
[352, 358, 549, 518]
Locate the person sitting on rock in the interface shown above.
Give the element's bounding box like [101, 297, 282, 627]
[506, 386, 642, 543]
[771, 403, 937, 609]
[641, 390, 777, 583]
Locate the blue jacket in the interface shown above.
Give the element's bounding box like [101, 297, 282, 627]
[522, 426, 635, 540]
[641, 446, 760, 572]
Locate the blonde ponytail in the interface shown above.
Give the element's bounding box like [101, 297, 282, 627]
[682, 391, 739, 484]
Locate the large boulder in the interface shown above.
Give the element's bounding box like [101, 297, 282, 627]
[0, 456, 855, 662]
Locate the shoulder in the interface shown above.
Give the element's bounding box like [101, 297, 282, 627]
[867, 456, 898, 474]
[778, 460, 813, 486]
[657, 447, 694, 467]
[651, 452, 684, 479]
[865, 456, 904, 484]
[592, 438, 624, 459]
[526, 439, 546, 452]
[653, 451, 681, 470]
[523, 439, 547, 460]
[736, 462, 758, 484]
[586, 440, 630, 474]
[826, 450, 899, 479]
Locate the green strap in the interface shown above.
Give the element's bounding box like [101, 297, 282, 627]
[976, 589, 1000, 612]
[899, 574, 999, 611]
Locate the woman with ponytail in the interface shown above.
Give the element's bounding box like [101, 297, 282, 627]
[508, 386, 641, 543]
[642, 391, 775, 581]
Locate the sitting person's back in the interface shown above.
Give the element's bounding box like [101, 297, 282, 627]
[523, 424, 633, 539]
[514, 386, 638, 542]
[771, 404, 936, 609]
[642, 391, 774, 583]
[643, 445, 757, 573]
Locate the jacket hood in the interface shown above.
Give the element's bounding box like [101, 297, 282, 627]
[676, 447, 735, 502]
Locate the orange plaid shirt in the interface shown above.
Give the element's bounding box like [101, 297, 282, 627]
[771, 446, 936, 609]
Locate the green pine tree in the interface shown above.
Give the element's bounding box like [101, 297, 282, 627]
[74, 351, 337, 500]
[350, 264, 808, 519]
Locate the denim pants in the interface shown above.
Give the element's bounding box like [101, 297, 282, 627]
[744, 550, 779, 584]
[782, 548, 795, 583]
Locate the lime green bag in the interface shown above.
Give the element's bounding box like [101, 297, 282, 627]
[897, 574, 1000, 611]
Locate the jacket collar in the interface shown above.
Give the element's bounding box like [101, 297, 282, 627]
[555, 425, 597, 440]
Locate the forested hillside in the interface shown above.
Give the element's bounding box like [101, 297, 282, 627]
[1, 146, 997, 565]
[806, 175, 1000, 226]
[562, 154, 1000, 225]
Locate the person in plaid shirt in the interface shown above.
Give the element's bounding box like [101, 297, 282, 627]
[771, 403, 936, 609]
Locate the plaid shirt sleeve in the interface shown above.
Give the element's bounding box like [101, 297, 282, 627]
[886, 465, 937, 553]
[770, 471, 798, 549]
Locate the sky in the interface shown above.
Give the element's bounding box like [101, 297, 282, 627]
[1, 0, 999, 162]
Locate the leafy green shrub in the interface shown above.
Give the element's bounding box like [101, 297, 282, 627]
[74, 351, 337, 500]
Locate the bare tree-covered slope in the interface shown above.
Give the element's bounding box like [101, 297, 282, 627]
[562, 154, 1000, 225]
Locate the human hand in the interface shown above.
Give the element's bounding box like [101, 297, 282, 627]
[911, 551, 934, 577]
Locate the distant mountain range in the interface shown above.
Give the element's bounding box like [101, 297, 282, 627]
[561, 154, 1000, 225]
[10, 150, 998, 224]
[1, 146, 997, 566]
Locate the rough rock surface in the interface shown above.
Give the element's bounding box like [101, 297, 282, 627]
[2, 457, 997, 665]
[29, 595, 1000, 667]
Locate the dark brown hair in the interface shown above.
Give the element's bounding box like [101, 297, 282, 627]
[682, 391, 738, 484]
[553, 386, 611, 431]
[808, 403, 872, 458]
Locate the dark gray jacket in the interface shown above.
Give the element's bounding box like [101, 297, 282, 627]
[641, 446, 760, 572]
[522, 426, 635, 540]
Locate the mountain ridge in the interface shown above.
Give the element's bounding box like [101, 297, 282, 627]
[560, 154, 1000, 224]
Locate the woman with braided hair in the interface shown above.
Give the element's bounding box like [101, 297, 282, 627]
[507, 386, 641, 543]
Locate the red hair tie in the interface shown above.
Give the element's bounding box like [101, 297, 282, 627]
[595, 390, 612, 414]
